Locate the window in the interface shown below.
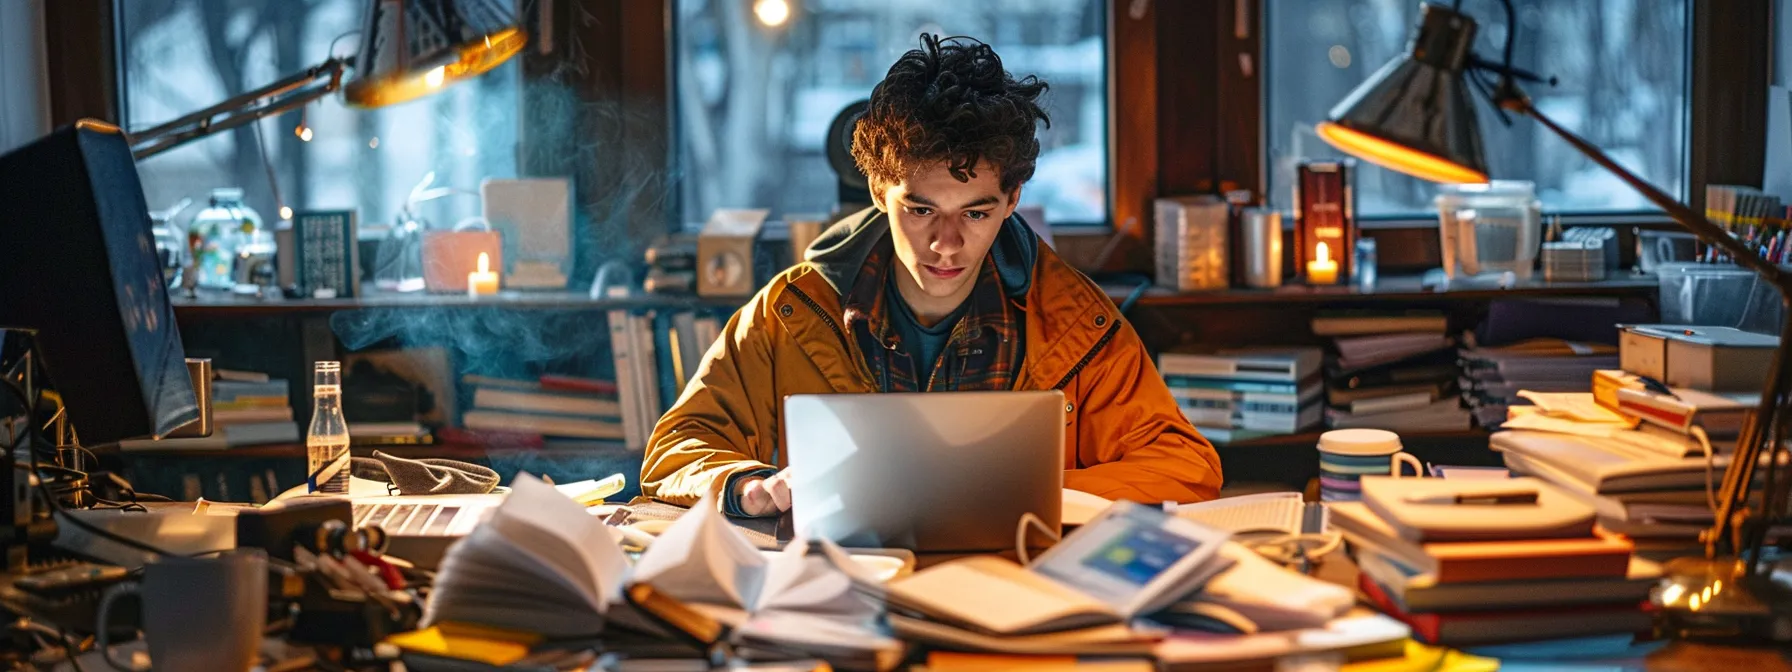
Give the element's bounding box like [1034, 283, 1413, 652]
[674, 0, 1108, 228]
[1266, 0, 1689, 219]
[119, 0, 520, 234]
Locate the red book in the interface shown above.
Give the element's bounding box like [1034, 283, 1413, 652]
[435, 426, 546, 449]
[539, 374, 620, 396]
[1358, 573, 1651, 646]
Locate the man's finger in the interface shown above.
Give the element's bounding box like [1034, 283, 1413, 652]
[768, 475, 793, 512]
[739, 479, 774, 516]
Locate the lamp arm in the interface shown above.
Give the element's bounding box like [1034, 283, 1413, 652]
[129, 57, 349, 161]
[1508, 93, 1792, 561]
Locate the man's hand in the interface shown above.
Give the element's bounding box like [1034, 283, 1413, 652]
[735, 469, 794, 517]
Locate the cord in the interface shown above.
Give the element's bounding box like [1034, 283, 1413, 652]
[1239, 532, 1342, 571]
[1693, 425, 1719, 513]
[1014, 512, 1062, 567]
[0, 376, 179, 559]
[327, 30, 362, 61]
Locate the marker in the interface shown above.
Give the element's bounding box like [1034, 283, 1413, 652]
[1403, 490, 1539, 505]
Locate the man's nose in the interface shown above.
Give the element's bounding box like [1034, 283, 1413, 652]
[932, 220, 965, 257]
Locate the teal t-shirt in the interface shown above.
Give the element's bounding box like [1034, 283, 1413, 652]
[886, 272, 970, 384]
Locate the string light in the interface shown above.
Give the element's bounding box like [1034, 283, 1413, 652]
[279, 206, 293, 220]
[754, 0, 790, 26]
[368, 137, 380, 149]
[295, 106, 313, 142]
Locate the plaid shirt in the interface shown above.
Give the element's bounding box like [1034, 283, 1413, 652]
[841, 238, 1025, 392]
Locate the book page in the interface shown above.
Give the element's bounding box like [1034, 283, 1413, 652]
[887, 556, 1116, 635]
[756, 536, 882, 624]
[487, 474, 631, 609]
[630, 493, 768, 608]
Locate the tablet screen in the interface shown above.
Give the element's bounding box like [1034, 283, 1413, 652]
[1079, 524, 1200, 585]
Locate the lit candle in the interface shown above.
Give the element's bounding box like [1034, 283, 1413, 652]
[1307, 241, 1339, 285]
[468, 252, 499, 298]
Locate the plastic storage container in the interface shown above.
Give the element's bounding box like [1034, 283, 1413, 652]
[1435, 181, 1542, 280]
[1656, 262, 1786, 334]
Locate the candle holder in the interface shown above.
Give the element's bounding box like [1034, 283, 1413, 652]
[1294, 160, 1357, 285]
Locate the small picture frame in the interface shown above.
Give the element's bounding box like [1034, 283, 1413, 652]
[292, 210, 360, 298]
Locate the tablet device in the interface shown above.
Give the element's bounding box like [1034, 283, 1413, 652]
[1029, 500, 1230, 617]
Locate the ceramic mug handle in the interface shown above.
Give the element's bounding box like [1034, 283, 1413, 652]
[1389, 452, 1424, 479]
[94, 581, 143, 671]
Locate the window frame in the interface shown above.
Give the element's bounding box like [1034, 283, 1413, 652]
[666, 0, 1116, 232]
[66, 0, 1770, 277]
[1256, 0, 1698, 229]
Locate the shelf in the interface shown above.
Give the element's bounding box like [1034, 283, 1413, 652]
[171, 288, 742, 316]
[108, 440, 634, 459]
[1214, 427, 1499, 488]
[1111, 274, 1659, 307]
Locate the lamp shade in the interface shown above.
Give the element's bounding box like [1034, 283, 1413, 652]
[1316, 3, 1489, 184]
[343, 0, 528, 108]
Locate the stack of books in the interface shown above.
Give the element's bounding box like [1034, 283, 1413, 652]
[1314, 312, 1468, 433]
[1494, 372, 1760, 544]
[120, 372, 299, 450]
[1156, 348, 1323, 443]
[1333, 477, 1657, 647]
[461, 375, 625, 442]
[1460, 338, 1619, 429]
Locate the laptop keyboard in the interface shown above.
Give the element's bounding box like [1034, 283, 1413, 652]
[353, 502, 465, 536]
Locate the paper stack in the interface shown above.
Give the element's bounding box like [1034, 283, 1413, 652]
[1459, 338, 1618, 429]
[1332, 476, 1656, 647]
[1314, 313, 1468, 433]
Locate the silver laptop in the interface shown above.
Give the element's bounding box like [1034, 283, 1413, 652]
[785, 390, 1065, 552]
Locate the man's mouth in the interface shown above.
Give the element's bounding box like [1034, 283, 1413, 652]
[922, 264, 965, 279]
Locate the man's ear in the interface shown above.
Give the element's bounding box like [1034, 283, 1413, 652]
[868, 183, 887, 212]
[1004, 187, 1022, 219]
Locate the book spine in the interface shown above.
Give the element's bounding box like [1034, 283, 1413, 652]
[632, 312, 663, 438]
[1163, 376, 1301, 394]
[607, 300, 645, 450]
[653, 311, 679, 411]
[1615, 388, 1694, 433]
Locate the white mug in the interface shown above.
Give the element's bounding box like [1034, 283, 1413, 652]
[96, 550, 267, 671]
[1317, 429, 1420, 501]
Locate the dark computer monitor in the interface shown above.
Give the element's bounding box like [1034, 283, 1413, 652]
[0, 121, 198, 444]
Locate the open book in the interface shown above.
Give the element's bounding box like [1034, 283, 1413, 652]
[626, 495, 904, 670]
[886, 501, 1232, 636]
[422, 474, 630, 638]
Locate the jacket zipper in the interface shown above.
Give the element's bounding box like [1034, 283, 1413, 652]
[1051, 319, 1121, 390]
[785, 285, 848, 348]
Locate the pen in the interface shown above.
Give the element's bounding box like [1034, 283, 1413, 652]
[1403, 490, 1539, 505]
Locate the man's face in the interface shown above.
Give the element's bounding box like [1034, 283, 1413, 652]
[874, 160, 1019, 313]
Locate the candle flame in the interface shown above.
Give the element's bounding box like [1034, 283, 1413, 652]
[1316, 241, 1331, 263]
[477, 252, 489, 274]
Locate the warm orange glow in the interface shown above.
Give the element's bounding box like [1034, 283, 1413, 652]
[344, 27, 528, 108]
[1306, 242, 1339, 284]
[1317, 121, 1488, 184]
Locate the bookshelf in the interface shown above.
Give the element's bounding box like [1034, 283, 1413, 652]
[143, 273, 1659, 501]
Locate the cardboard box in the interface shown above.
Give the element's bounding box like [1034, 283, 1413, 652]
[1619, 325, 1778, 392]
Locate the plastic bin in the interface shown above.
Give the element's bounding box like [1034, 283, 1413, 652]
[1656, 262, 1786, 334]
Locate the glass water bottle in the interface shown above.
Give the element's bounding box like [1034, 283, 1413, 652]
[307, 361, 350, 494]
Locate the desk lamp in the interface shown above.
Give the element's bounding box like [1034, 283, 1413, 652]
[1319, 1, 1792, 638]
[128, 0, 526, 159]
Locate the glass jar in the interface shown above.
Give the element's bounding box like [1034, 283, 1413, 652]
[1435, 181, 1542, 280]
[189, 188, 273, 292]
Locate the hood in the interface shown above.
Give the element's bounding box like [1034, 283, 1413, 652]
[802, 206, 1038, 299]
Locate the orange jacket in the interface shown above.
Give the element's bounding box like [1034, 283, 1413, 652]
[640, 211, 1223, 508]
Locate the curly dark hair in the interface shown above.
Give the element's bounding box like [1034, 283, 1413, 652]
[851, 34, 1050, 196]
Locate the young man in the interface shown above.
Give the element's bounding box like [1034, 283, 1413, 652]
[643, 35, 1221, 516]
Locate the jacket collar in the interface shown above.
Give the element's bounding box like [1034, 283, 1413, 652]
[779, 212, 1117, 393]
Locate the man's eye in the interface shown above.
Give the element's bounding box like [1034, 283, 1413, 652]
[907, 206, 934, 216]
[965, 211, 989, 221]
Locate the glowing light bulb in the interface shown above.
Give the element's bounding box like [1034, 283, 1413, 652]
[296, 125, 313, 142]
[425, 66, 446, 88]
[368, 137, 380, 149]
[754, 0, 790, 26]
[279, 206, 293, 220]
